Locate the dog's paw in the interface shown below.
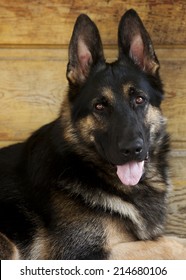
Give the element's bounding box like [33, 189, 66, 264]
[161, 236, 186, 259]
[167, 235, 186, 246]
[109, 236, 186, 260]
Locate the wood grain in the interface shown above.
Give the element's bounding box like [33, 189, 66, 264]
[166, 153, 186, 237]
[0, 0, 186, 46]
[0, 0, 185, 239]
[0, 48, 185, 149]
[166, 152, 186, 237]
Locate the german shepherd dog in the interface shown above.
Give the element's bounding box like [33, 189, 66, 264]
[0, 9, 186, 260]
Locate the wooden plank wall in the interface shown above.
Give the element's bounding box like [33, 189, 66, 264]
[0, 0, 186, 237]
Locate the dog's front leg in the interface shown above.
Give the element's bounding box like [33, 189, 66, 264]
[109, 236, 186, 260]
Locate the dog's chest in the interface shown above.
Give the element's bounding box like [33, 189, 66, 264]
[29, 194, 135, 259]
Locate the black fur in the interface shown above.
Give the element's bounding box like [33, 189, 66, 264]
[0, 9, 171, 259]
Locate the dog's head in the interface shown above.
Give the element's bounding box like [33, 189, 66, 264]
[62, 9, 168, 187]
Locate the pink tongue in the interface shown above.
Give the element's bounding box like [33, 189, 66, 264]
[116, 161, 144, 186]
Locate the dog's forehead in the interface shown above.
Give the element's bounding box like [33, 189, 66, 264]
[94, 61, 143, 89]
[95, 61, 157, 99]
[100, 83, 137, 100]
[95, 67, 142, 100]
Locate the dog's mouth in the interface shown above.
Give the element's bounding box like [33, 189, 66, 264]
[116, 153, 149, 186]
[116, 161, 144, 186]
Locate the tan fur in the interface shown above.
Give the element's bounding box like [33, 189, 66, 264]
[77, 115, 96, 143]
[146, 105, 166, 138]
[28, 228, 50, 260]
[109, 236, 186, 260]
[104, 217, 186, 260]
[60, 94, 79, 145]
[144, 56, 160, 75]
[104, 216, 135, 251]
[144, 104, 171, 192]
[61, 93, 99, 148]
[122, 83, 148, 100]
[102, 87, 115, 103]
[76, 87, 116, 143]
[122, 83, 134, 98]
[67, 70, 78, 85]
[1, 10, 185, 261]
[0, 233, 20, 260]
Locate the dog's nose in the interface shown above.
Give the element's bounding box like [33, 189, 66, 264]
[119, 138, 144, 158]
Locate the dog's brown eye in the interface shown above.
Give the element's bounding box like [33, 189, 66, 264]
[95, 103, 105, 111]
[135, 96, 145, 105]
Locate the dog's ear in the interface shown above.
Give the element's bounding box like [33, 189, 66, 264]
[118, 9, 159, 75]
[67, 14, 105, 85]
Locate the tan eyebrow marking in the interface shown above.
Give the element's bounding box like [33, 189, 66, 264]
[123, 83, 134, 98]
[102, 87, 115, 103]
[123, 83, 148, 100]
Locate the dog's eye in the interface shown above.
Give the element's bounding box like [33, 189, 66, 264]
[135, 96, 145, 105]
[95, 103, 105, 111]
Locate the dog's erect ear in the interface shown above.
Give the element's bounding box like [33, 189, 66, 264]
[67, 14, 105, 85]
[118, 9, 159, 75]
